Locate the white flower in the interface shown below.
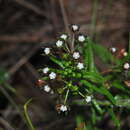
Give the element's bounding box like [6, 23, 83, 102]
[78, 35, 85, 42]
[85, 96, 92, 103]
[110, 47, 117, 53]
[56, 40, 63, 47]
[44, 48, 50, 55]
[60, 105, 67, 112]
[43, 67, 49, 74]
[73, 52, 80, 59]
[60, 34, 67, 40]
[124, 63, 130, 69]
[123, 52, 128, 57]
[44, 85, 51, 92]
[49, 72, 56, 79]
[71, 24, 79, 31]
[77, 62, 84, 69]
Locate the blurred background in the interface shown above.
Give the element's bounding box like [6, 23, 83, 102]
[0, 0, 130, 129]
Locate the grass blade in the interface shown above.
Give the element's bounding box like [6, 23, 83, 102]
[24, 99, 36, 130]
[81, 80, 116, 104]
[92, 100, 103, 114]
[84, 38, 95, 72]
[108, 108, 121, 130]
[112, 81, 130, 94]
[50, 56, 65, 68]
[91, 43, 119, 65]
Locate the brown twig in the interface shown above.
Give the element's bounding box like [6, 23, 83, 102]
[50, 0, 61, 34]
[101, 69, 113, 74]
[0, 117, 14, 130]
[59, 0, 70, 34]
[0, 26, 53, 43]
[0, 85, 26, 125]
[25, 62, 40, 79]
[8, 46, 41, 75]
[13, 0, 48, 18]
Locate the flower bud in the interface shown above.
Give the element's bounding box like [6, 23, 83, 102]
[71, 24, 79, 32]
[60, 34, 68, 40]
[72, 73, 76, 77]
[124, 63, 130, 70]
[110, 47, 117, 53]
[76, 73, 82, 78]
[85, 96, 92, 103]
[78, 35, 85, 42]
[44, 48, 50, 55]
[56, 40, 63, 47]
[73, 52, 80, 59]
[72, 85, 78, 91]
[36, 79, 45, 88]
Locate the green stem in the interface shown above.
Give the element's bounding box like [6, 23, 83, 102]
[24, 99, 36, 130]
[73, 99, 130, 108]
[71, 33, 75, 53]
[78, 92, 85, 98]
[64, 89, 69, 104]
[0, 85, 26, 124]
[63, 43, 70, 53]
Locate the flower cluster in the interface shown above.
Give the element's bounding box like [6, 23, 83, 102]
[37, 24, 91, 113]
[109, 47, 129, 70]
[37, 24, 130, 115]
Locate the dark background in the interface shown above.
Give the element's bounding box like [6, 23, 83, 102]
[0, 0, 130, 129]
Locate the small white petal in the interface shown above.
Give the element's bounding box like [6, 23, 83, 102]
[85, 96, 92, 103]
[44, 48, 50, 55]
[78, 35, 85, 42]
[43, 67, 49, 74]
[71, 24, 79, 31]
[44, 85, 51, 92]
[77, 63, 84, 69]
[73, 52, 80, 59]
[60, 34, 67, 40]
[60, 105, 67, 112]
[49, 72, 56, 79]
[124, 63, 130, 69]
[123, 52, 128, 56]
[56, 40, 63, 47]
[111, 47, 117, 53]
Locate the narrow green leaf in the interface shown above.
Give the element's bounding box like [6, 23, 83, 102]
[73, 98, 130, 108]
[76, 116, 86, 130]
[4, 82, 16, 94]
[84, 38, 95, 72]
[76, 115, 84, 126]
[24, 99, 36, 130]
[91, 107, 97, 125]
[112, 81, 130, 94]
[91, 43, 119, 65]
[100, 87, 116, 105]
[0, 68, 16, 94]
[81, 80, 116, 104]
[50, 56, 65, 68]
[92, 99, 103, 114]
[40, 76, 48, 80]
[83, 71, 105, 84]
[108, 108, 121, 130]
